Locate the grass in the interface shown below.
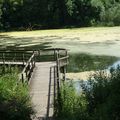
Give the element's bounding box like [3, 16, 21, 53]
[56, 81, 88, 120]
[0, 65, 22, 76]
[0, 71, 34, 120]
[56, 67, 120, 120]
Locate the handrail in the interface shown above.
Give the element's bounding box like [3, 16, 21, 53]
[22, 53, 35, 73]
[0, 51, 32, 65]
[20, 53, 35, 83]
[39, 48, 67, 51]
[0, 48, 68, 118]
[43, 48, 69, 118]
[58, 56, 69, 61]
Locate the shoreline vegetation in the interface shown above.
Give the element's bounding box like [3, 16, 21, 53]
[56, 67, 120, 120]
[0, 70, 34, 120]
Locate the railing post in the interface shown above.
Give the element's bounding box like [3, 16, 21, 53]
[25, 70, 27, 78]
[56, 51, 60, 89]
[2, 53, 5, 74]
[21, 73, 24, 83]
[33, 52, 35, 67]
[28, 62, 30, 80]
[23, 53, 25, 65]
[53, 66, 56, 113]
[54, 49, 56, 61]
[56, 51, 64, 113]
[63, 66, 66, 81]
[2, 53, 5, 65]
[65, 50, 68, 64]
[14, 53, 16, 62]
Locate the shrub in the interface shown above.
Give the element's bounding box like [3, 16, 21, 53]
[57, 67, 120, 120]
[82, 67, 120, 120]
[56, 81, 89, 120]
[0, 73, 34, 120]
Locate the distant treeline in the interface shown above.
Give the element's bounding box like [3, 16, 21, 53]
[0, 0, 120, 31]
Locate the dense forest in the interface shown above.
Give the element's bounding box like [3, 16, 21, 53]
[0, 0, 120, 31]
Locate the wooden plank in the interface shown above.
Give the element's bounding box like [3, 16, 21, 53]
[30, 62, 56, 119]
[0, 61, 24, 65]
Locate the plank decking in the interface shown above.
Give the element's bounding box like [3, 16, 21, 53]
[0, 49, 68, 120]
[30, 62, 56, 119]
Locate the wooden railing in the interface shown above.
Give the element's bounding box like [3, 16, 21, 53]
[46, 49, 69, 118]
[36, 48, 68, 62]
[57, 56, 69, 67]
[0, 51, 32, 65]
[20, 52, 35, 83]
[0, 48, 68, 118]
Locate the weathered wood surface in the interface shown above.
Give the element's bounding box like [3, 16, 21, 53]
[0, 61, 24, 65]
[0, 49, 69, 120]
[30, 62, 56, 119]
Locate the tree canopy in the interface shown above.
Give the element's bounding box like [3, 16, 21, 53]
[0, 0, 120, 31]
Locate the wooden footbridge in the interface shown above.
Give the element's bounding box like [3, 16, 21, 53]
[0, 48, 69, 120]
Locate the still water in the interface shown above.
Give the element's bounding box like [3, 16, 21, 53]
[71, 60, 120, 92]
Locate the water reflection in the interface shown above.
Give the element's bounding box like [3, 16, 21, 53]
[67, 53, 118, 73]
[108, 60, 120, 70]
[71, 60, 120, 92]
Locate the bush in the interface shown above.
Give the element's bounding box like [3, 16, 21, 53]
[57, 67, 120, 120]
[0, 73, 34, 120]
[83, 67, 120, 120]
[91, 0, 120, 26]
[56, 81, 89, 120]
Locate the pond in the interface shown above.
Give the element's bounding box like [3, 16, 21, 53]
[67, 53, 119, 73]
[0, 28, 120, 83]
[68, 59, 120, 93]
[66, 53, 120, 80]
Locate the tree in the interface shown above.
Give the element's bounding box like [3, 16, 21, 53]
[1, 0, 24, 30]
[0, 0, 3, 29]
[91, 0, 120, 26]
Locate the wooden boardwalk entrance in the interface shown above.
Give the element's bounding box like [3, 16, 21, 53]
[30, 62, 56, 119]
[0, 48, 69, 120]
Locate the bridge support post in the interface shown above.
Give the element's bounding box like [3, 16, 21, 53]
[22, 53, 25, 65]
[62, 66, 66, 81]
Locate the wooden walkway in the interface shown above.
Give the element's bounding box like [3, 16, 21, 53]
[30, 62, 56, 119]
[0, 48, 69, 120]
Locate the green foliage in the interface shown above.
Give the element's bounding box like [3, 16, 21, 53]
[0, 0, 3, 29]
[56, 67, 120, 119]
[0, 65, 20, 76]
[0, 0, 120, 30]
[0, 73, 34, 120]
[91, 0, 120, 26]
[82, 67, 120, 120]
[56, 82, 89, 120]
